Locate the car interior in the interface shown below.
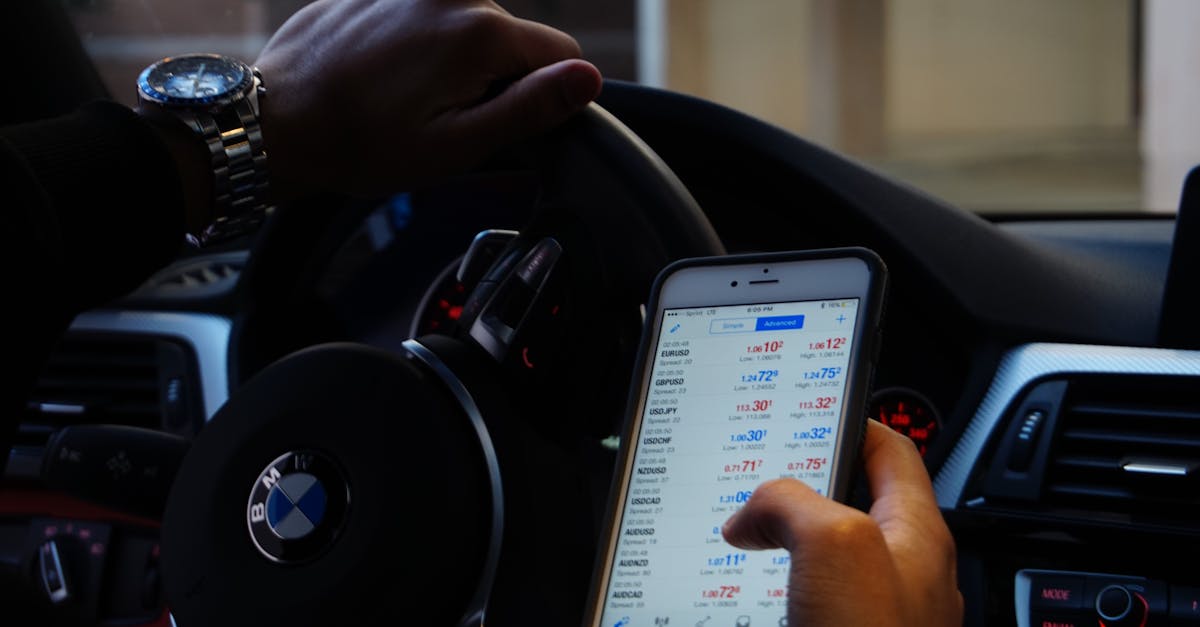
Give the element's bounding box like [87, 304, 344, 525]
[2, 2, 1199, 627]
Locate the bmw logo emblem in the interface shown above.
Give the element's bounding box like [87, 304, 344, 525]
[247, 450, 349, 563]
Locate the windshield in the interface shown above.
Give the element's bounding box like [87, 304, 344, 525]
[65, 0, 1197, 214]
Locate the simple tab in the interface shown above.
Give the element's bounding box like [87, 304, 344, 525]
[709, 318, 756, 334]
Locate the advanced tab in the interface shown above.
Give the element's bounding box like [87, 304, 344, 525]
[754, 315, 805, 332]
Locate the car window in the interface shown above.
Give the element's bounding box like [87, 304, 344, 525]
[65, 0, 1197, 214]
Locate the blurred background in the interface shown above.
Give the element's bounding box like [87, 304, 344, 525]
[63, 0, 1200, 214]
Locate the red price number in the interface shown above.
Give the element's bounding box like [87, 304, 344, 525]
[701, 585, 741, 599]
[787, 457, 828, 471]
[809, 337, 847, 350]
[747, 340, 785, 354]
[735, 399, 774, 412]
[798, 396, 837, 410]
[723, 459, 763, 473]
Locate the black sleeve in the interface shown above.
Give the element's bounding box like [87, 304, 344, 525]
[1, 99, 187, 465]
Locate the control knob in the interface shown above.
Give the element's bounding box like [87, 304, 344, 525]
[1095, 584, 1149, 627]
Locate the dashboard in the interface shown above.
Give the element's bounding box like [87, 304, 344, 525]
[4, 81, 1200, 626]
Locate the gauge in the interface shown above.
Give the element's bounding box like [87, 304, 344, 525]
[410, 255, 468, 338]
[869, 387, 941, 456]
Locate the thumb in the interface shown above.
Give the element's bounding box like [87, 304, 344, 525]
[721, 478, 827, 551]
[446, 59, 602, 151]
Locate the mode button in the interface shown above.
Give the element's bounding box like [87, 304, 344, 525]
[1030, 576, 1085, 610]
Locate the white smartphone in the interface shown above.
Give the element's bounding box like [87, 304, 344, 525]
[584, 249, 887, 627]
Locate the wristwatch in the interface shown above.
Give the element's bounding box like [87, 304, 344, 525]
[137, 53, 273, 245]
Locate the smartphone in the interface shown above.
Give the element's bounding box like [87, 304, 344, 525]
[584, 248, 887, 627]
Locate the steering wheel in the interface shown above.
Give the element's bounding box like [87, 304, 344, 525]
[159, 96, 725, 627]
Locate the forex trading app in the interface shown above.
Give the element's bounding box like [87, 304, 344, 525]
[601, 299, 861, 627]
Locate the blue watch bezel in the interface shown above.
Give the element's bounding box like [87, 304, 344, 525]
[137, 53, 255, 108]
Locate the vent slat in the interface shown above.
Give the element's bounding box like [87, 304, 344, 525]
[1059, 428, 1200, 449]
[35, 376, 158, 393]
[1068, 403, 1200, 421]
[41, 353, 157, 369]
[1052, 455, 1121, 470]
[24, 404, 160, 419]
[105, 401, 161, 414]
[16, 424, 56, 437]
[1047, 483, 1132, 500]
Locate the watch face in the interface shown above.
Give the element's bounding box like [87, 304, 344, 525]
[138, 54, 253, 106]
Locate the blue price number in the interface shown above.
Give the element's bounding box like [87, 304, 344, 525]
[718, 490, 753, 504]
[803, 367, 842, 380]
[707, 552, 748, 567]
[741, 369, 779, 383]
[729, 429, 767, 443]
[793, 426, 833, 440]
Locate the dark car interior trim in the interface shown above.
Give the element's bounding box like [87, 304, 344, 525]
[934, 342, 1200, 508]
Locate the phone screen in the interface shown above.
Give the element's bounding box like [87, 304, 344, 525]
[600, 297, 861, 627]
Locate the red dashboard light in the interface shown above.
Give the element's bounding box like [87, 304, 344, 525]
[869, 387, 941, 457]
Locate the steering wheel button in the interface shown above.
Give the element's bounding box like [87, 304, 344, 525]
[514, 238, 562, 288]
[1030, 575, 1085, 610]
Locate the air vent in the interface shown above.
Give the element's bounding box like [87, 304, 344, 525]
[148, 257, 245, 292]
[9, 334, 203, 479]
[155, 259, 243, 288]
[131, 251, 249, 300]
[1041, 375, 1200, 522]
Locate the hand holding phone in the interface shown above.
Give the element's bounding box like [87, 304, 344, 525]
[586, 249, 887, 627]
[721, 421, 962, 627]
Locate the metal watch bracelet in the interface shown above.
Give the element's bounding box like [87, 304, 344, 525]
[178, 70, 273, 245]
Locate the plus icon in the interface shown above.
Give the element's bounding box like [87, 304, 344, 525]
[835, 314, 847, 324]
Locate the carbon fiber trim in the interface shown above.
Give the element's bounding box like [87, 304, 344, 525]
[933, 343, 1200, 508]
